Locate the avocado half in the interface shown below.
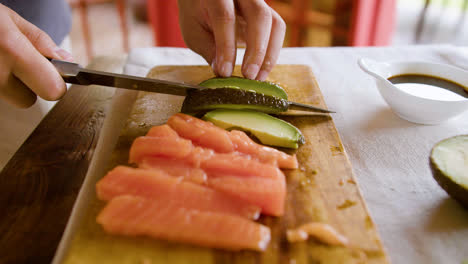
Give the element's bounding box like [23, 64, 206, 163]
[199, 77, 288, 100]
[203, 109, 305, 149]
[430, 135, 468, 208]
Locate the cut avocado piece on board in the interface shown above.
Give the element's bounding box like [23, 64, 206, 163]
[181, 88, 288, 114]
[199, 77, 288, 100]
[430, 135, 468, 208]
[203, 109, 305, 149]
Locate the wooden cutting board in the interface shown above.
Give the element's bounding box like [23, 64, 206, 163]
[58, 65, 389, 264]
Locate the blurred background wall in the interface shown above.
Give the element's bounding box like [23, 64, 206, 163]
[67, 0, 468, 65]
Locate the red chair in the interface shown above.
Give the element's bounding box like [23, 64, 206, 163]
[349, 0, 396, 46]
[146, 0, 186, 47]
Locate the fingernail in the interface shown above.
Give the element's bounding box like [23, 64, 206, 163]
[244, 64, 260, 80]
[219, 61, 233, 77]
[256, 70, 269, 81]
[54, 47, 74, 62]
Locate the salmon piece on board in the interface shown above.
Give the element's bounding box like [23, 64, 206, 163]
[128, 136, 192, 164]
[97, 195, 271, 251]
[166, 113, 297, 169]
[207, 173, 287, 217]
[139, 156, 208, 184]
[181, 146, 215, 168]
[146, 124, 179, 139]
[200, 153, 284, 180]
[167, 113, 234, 153]
[229, 130, 298, 169]
[138, 145, 283, 182]
[137, 151, 286, 216]
[96, 166, 260, 220]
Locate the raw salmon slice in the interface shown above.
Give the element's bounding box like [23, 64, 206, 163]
[201, 153, 284, 179]
[181, 146, 215, 168]
[208, 174, 286, 216]
[146, 124, 179, 138]
[167, 113, 297, 169]
[229, 130, 298, 169]
[168, 113, 234, 153]
[140, 156, 207, 184]
[138, 144, 282, 181]
[138, 152, 285, 216]
[129, 136, 192, 164]
[97, 195, 271, 251]
[96, 166, 261, 220]
[140, 145, 214, 169]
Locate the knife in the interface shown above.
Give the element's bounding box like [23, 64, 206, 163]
[50, 59, 335, 113]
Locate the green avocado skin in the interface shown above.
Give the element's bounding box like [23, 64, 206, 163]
[181, 88, 289, 114]
[430, 157, 468, 209]
[429, 135, 468, 209]
[199, 77, 288, 100]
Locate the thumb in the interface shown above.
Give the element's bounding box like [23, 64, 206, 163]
[8, 7, 73, 61]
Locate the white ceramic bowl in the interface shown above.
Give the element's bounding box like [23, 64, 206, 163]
[358, 58, 468, 125]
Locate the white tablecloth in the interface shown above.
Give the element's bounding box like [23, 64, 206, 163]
[124, 46, 468, 264]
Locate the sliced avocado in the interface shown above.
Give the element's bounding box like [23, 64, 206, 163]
[181, 88, 289, 114]
[199, 77, 288, 100]
[430, 135, 468, 208]
[203, 109, 305, 149]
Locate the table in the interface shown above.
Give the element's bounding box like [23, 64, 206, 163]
[1, 46, 467, 264]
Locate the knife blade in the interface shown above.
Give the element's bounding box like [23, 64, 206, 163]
[51, 59, 204, 96]
[50, 59, 334, 113]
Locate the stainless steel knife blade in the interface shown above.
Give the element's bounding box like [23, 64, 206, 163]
[50, 59, 205, 96]
[288, 101, 335, 113]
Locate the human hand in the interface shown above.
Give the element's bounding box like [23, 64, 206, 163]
[177, 0, 286, 81]
[0, 4, 73, 108]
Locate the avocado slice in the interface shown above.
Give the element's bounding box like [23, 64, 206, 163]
[430, 135, 468, 208]
[199, 77, 288, 100]
[181, 88, 289, 114]
[203, 109, 305, 149]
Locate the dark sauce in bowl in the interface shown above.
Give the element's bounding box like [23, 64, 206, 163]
[388, 74, 468, 100]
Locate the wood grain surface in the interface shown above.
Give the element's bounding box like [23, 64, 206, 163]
[0, 57, 123, 264]
[60, 65, 390, 264]
[0, 87, 114, 264]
